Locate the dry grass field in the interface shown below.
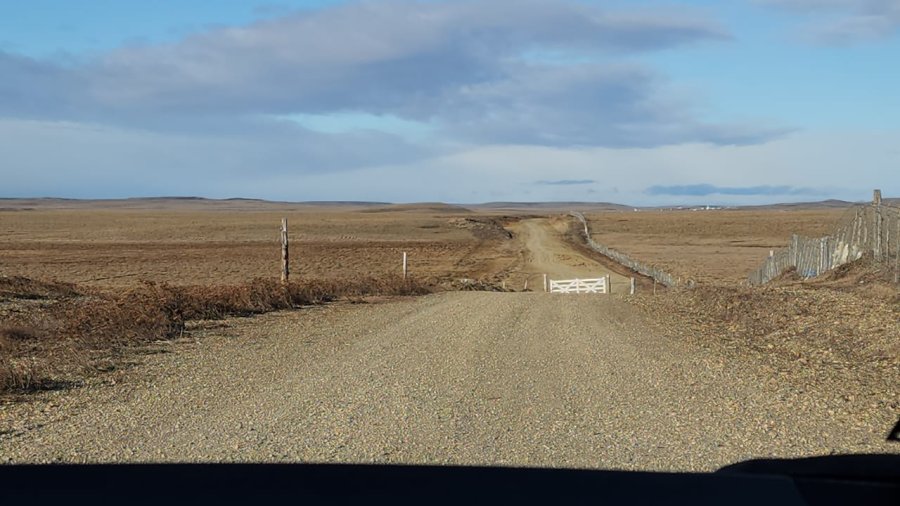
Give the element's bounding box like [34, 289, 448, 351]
[2, 199, 895, 396]
[583, 209, 848, 284]
[2, 201, 851, 289]
[1, 199, 897, 471]
[0, 204, 518, 288]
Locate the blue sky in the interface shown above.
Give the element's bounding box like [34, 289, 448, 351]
[1, 0, 898, 204]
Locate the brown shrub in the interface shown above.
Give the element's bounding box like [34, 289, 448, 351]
[0, 334, 45, 392]
[0, 325, 41, 341]
[0, 276, 79, 300]
[636, 284, 899, 373]
[0, 275, 433, 395]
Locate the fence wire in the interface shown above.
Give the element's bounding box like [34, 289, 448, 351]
[570, 212, 679, 287]
[748, 202, 900, 285]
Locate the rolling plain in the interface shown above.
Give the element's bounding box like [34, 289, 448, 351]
[0, 198, 897, 469]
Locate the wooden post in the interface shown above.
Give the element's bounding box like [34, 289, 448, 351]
[791, 234, 800, 267]
[894, 220, 899, 283]
[523, 279, 528, 291]
[402, 251, 408, 280]
[630, 277, 635, 295]
[543, 273, 548, 292]
[874, 190, 883, 261]
[606, 274, 611, 295]
[280, 218, 289, 284]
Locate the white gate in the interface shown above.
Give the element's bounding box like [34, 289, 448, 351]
[548, 277, 608, 294]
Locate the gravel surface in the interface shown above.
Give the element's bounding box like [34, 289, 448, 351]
[1, 291, 895, 469]
[1, 218, 896, 469]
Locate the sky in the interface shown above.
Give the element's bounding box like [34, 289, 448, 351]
[1, 0, 898, 205]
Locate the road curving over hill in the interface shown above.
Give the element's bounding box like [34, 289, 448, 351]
[504, 217, 637, 293]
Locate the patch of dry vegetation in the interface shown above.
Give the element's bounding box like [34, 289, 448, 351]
[0, 208, 513, 288]
[0, 277, 79, 300]
[0, 275, 431, 395]
[633, 261, 899, 418]
[584, 209, 846, 283]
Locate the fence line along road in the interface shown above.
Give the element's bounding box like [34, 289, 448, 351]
[748, 190, 900, 285]
[570, 212, 679, 288]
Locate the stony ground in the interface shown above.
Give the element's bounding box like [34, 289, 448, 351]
[1, 218, 896, 469]
[1, 291, 895, 469]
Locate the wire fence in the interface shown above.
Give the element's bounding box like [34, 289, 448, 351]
[748, 194, 900, 285]
[570, 212, 679, 287]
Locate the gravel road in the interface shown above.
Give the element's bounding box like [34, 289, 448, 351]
[2, 291, 895, 468]
[1, 219, 895, 468]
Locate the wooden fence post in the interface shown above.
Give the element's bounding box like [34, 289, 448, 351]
[874, 190, 883, 261]
[791, 234, 800, 267]
[543, 273, 548, 292]
[280, 218, 289, 284]
[606, 274, 611, 295]
[402, 251, 408, 280]
[896, 219, 900, 284]
[630, 277, 635, 295]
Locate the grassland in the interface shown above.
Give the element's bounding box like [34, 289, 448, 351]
[583, 209, 848, 284]
[0, 205, 517, 288]
[1, 201, 851, 289]
[2, 199, 895, 398]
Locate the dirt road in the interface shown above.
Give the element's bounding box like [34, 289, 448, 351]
[1, 219, 895, 468]
[505, 218, 633, 293]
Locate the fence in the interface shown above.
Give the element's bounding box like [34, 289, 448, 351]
[748, 191, 900, 285]
[570, 212, 679, 287]
[549, 277, 608, 294]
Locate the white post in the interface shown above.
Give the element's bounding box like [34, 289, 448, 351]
[402, 251, 408, 280]
[523, 279, 528, 291]
[630, 277, 635, 295]
[543, 273, 548, 292]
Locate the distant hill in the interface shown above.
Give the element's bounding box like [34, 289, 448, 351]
[470, 201, 634, 212]
[1, 196, 893, 212]
[0, 197, 389, 211]
[360, 202, 473, 214]
[735, 199, 860, 210]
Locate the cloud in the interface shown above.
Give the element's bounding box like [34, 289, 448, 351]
[644, 184, 820, 196]
[0, 0, 783, 151]
[0, 118, 431, 198]
[438, 62, 787, 147]
[252, 131, 897, 204]
[4, 0, 730, 117]
[759, 0, 900, 43]
[5, 125, 896, 203]
[535, 179, 596, 185]
[0, 51, 81, 117]
[0, 0, 811, 200]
